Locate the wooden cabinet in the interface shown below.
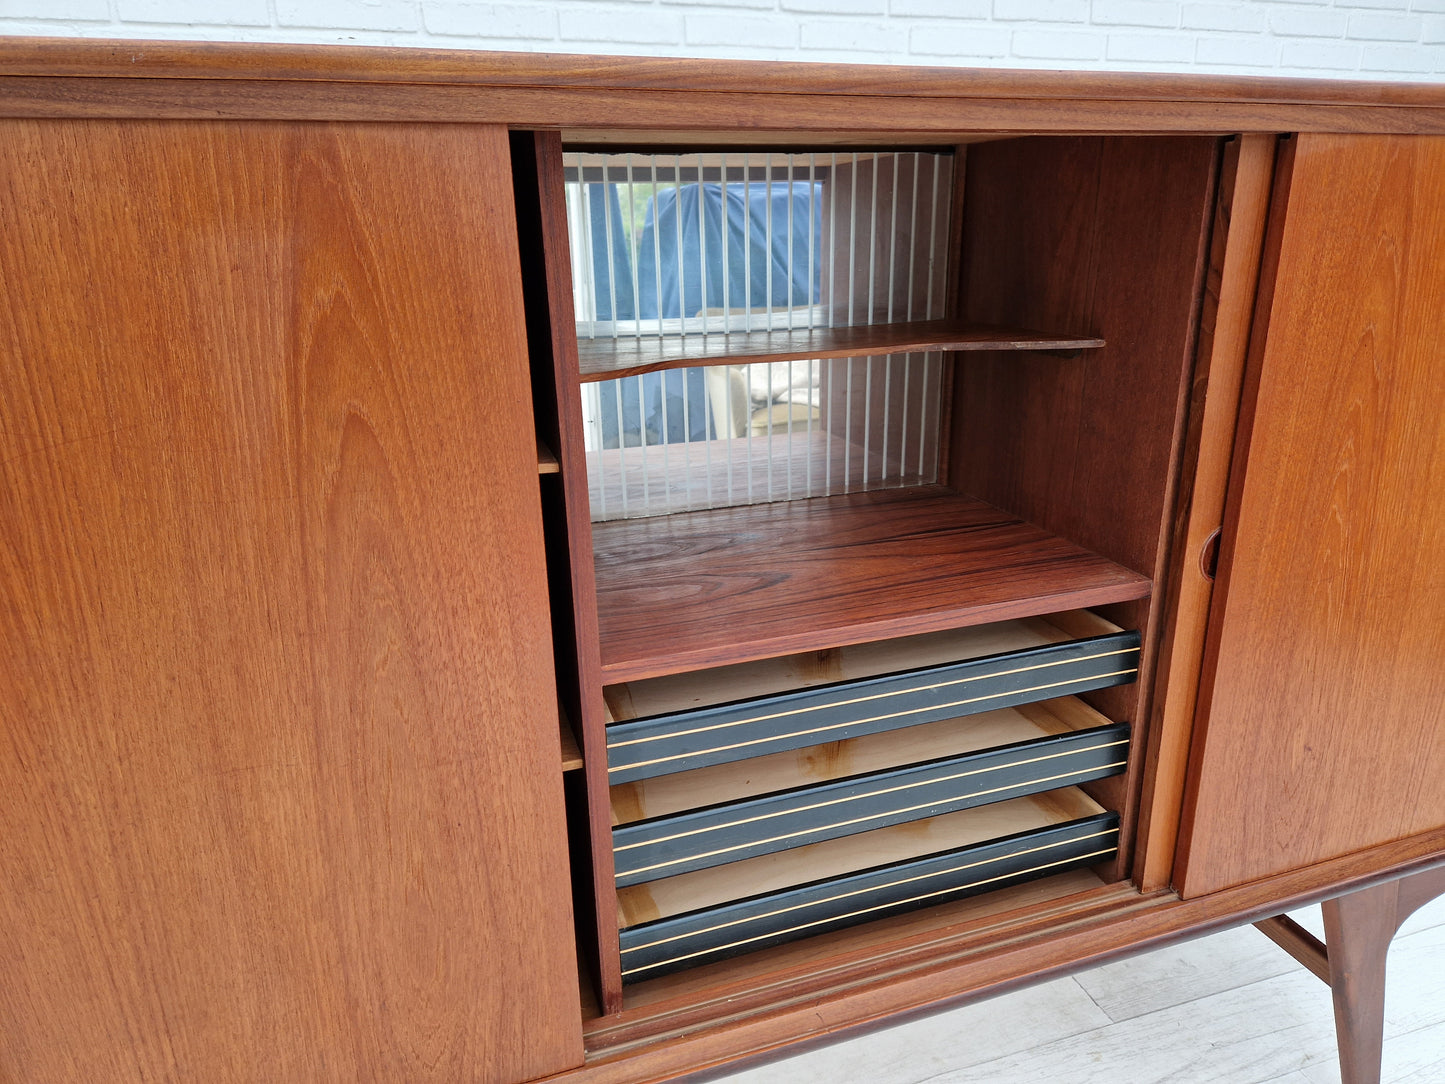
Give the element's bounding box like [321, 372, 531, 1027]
[1, 42, 1443, 1084]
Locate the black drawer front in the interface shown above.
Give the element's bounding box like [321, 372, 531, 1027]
[613, 722, 1129, 887]
[606, 631, 1141, 784]
[619, 812, 1120, 983]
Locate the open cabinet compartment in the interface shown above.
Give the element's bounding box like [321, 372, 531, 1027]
[517, 131, 1221, 1014]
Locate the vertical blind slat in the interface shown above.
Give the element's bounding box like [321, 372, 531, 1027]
[562, 150, 951, 522]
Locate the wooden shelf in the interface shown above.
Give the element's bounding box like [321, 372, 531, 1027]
[593, 485, 1151, 683]
[537, 436, 561, 474]
[576, 319, 1105, 382]
[559, 707, 584, 772]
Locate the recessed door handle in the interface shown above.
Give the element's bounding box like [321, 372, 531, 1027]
[1199, 527, 1223, 582]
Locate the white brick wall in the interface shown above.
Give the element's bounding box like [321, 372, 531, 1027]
[1, 0, 1442, 80]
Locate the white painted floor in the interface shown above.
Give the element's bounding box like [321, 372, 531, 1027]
[713, 896, 1445, 1084]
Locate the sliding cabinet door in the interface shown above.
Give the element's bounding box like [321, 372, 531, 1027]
[1177, 134, 1445, 896]
[0, 121, 582, 1082]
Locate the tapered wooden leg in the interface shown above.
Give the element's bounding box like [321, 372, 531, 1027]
[1323, 882, 1396, 1084]
[1321, 864, 1445, 1084]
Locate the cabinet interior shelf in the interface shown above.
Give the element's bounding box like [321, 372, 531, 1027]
[559, 706, 584, 772]
[576, 319, 1105, 382]
[593, 485, 1151, 683]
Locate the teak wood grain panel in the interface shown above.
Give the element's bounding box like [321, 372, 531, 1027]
[2, 39, 1442, 106]
[11, 75, 1445, 135]
[0, 120, 582, 1082]
[1178, 134, 1445, 897]
[2, 39, 1445, 133]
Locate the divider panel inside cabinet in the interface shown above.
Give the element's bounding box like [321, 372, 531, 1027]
[517, 129, 628, 1013]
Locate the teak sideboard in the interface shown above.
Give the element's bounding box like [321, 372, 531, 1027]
[1, 39, 1443, 1084]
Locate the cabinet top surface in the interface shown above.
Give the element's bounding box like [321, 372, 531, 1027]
[2, 36, 1443, 133]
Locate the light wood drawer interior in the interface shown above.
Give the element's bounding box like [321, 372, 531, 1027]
[617, 789, 1118, 982]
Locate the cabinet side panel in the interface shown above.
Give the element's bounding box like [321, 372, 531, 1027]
[1179, 134, 1445, 897]
[0, 120, 583, 1081]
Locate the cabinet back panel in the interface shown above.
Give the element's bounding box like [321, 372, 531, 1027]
[1179, 133, 1445, 896]
[0, 120, 583, 1082]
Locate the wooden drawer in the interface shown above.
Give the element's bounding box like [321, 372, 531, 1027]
[605, 620, 1141, 784]
[607, 611, 1137, 982]
[618, 790, 1119, 982]
[612, 719, 1129, 886]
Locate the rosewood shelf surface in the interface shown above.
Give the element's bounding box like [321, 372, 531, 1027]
[576, 320, 1104, 382]
[593, 485, 1151, 682]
